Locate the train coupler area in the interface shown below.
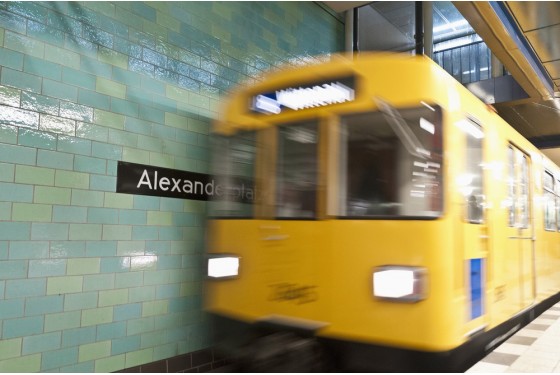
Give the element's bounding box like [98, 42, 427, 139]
[236, 331, 329, 372]
[211, 313, 332, 372]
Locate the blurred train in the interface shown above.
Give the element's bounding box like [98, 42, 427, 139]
[204, 53, 560, 372]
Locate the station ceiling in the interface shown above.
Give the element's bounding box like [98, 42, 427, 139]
[325, 1, 560, 165]
[454, 2, 560, 165]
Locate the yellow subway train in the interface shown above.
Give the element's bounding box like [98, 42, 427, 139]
[204, 53, 560, 371]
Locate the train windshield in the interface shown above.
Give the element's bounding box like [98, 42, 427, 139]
[339, 104, 443, 218]
[209, 104, 442, 219]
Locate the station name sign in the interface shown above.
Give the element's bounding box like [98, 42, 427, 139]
[251, 76, 356, 115]
[116, 161, 255, 202]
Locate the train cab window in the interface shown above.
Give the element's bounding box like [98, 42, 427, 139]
[276, 122, 318, 219]
[544, 171, 556, 231]
[338, 104, 443, 218]
[209, 131, 257, 218]
[457, 118, 484, 224]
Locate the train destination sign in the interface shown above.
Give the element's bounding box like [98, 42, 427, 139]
[251, 76, 355, 115]
[116, 161, 255, 202]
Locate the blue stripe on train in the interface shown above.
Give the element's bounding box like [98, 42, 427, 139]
[470, 258, 483, 320]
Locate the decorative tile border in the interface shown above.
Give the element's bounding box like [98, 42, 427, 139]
[116, 348, 229, 373]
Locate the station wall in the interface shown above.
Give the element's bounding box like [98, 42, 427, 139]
[0, 2, 344, 372]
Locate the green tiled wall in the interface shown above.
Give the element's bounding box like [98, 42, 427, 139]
[0, 1, 343, 372]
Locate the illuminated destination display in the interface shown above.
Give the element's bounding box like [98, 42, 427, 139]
[251, 76, 356, 114]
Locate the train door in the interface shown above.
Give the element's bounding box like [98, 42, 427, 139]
[458, 117, 488, 322]
[506, 145, 535, 310]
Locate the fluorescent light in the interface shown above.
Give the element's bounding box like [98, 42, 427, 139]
[433, 19, 469, 33]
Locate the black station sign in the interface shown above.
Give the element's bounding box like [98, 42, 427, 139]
[250, 75, 356, 115]
[116, 161, 255, 202]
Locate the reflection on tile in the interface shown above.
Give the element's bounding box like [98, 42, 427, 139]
[130, 255, 158, 271]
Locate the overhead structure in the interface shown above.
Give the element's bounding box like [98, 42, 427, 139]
[454, 2, 555, 100]
[325, 1, 560, 165]
[453, 2, 560, 163]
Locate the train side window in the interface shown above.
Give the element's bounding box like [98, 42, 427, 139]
[507, 146, 516, 227]
[508, 145, 531, 228]
[544, 171, 556, 231]
[519, 154, 530, 228]
[458, 118, 484, 224]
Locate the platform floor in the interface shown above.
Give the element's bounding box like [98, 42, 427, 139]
[467, 302, 560, 373]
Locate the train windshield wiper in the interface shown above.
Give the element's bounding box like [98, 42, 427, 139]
[374, 97, 429, 159]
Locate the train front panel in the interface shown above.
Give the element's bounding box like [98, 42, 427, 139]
[206, 217, 461, 350]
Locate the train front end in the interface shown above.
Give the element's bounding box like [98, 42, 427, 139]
[205, 55, 471, 371]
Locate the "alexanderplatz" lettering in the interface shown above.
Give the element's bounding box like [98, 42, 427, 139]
[117, 161, 255, 202]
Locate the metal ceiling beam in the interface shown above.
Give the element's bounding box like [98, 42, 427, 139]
[323, 1, 371, 14]
[453, 1, 554, 101]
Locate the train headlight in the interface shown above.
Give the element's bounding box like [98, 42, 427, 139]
[372, 266, 427, 302]
[207, 255, 240, 279]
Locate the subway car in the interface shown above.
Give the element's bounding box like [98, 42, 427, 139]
[204, 53, 560, 372]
